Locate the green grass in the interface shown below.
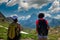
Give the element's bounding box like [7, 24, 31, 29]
[0, 22, 9, 27]
[0, 22, 60, 40]
[0, 22, 8, 40]
[0, 27, 7, 40]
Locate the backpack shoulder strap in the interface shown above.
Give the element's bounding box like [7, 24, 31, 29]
[38, 19, 47, 27]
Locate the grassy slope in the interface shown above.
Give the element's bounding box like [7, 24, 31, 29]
[0, 22, 8, 40]
[21, 27, 60, 40]
[0, 22, 60, 40]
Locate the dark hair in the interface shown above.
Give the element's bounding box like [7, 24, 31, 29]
[13, 19, 18, 23]
[38, 13, 44, 18]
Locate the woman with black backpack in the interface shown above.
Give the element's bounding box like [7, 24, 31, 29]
[36, 13, 50, 40]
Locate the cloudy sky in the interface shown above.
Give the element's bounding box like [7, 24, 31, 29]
[0, 0, 60, 20]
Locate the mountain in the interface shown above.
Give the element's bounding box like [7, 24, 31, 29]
[19, 13, 37, 28]
[0, 12, 6, 22]
[50, 18, 60, 27]
[45, 16, 60, 27]
[0, 0, 60, 28]
[6, 17, 13, 23]
[19, 13, 60, 28]
[0, 12, 13, 23]
[18, 0, 60, 28]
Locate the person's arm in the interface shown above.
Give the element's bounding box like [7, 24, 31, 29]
[18, 24, 23, 31]
[47, 25, 50, 30]
[46, 21, 50, 30]
[36, 20, 38, 33]
[36, 25, 38, 33]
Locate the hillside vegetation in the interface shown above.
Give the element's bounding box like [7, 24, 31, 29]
[0, 21, 60, 40]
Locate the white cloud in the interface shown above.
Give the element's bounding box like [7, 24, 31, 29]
[26, 15, 31, 19]
[18, 15, 31, 20]
[39, 3, 48, 9]
[6, 0, 53, 10]
[7, 0, 17, 6]
[54, 15, 60, 19]
[10, 14, 31, 20]
[30, 4, 39, 8]
[18, 16, 25, 20]
[18, 0, 53, 10]
[51, 8, 60, 12]
[45, 13, 51, 17]
[0, 0, 8, 3]
[1, 0, 60, 11]
[19, 1, 29, 9]
[49, 0, 60, 12]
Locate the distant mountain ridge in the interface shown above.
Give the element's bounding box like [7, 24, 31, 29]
[19, 13, 60, 28]
[0, 12, 6, 22]
[0, 12, 13, 23]
[6, 17, 13, 23]
[0, 11, 60, 28]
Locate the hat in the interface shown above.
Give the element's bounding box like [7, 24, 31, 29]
[12, 16, 18, 20]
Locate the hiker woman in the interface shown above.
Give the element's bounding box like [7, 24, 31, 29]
[36, 13, 50, 40]
[7, 16, 22, 40]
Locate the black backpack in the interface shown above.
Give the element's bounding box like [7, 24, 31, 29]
[37, 19, 48, 36]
